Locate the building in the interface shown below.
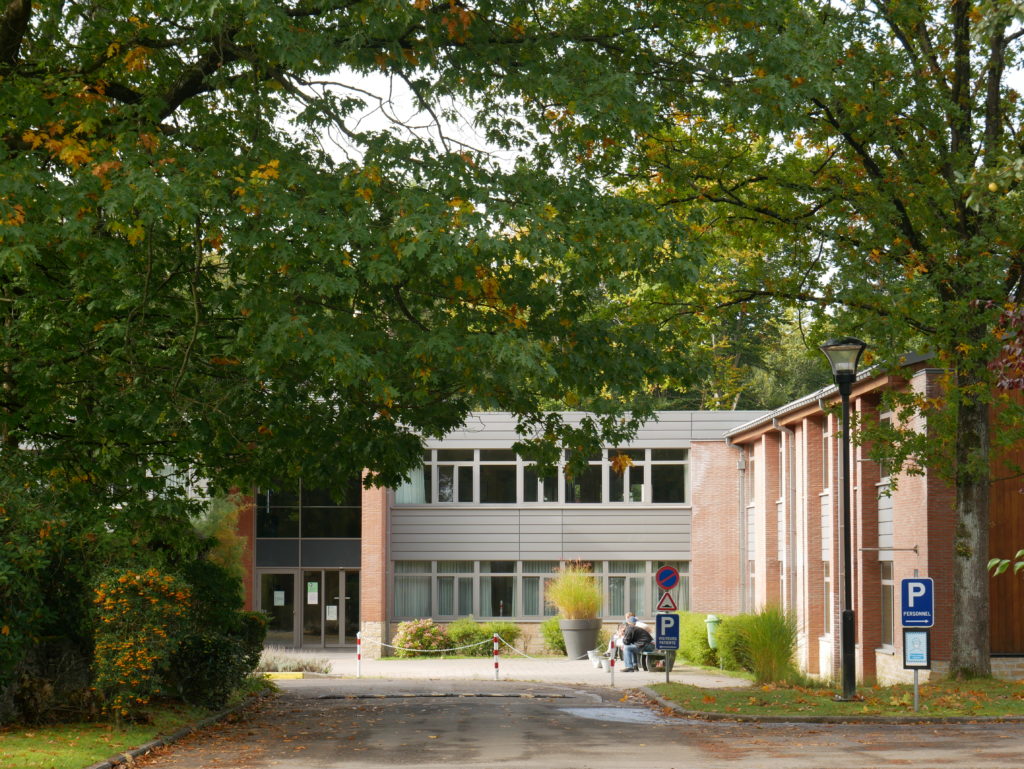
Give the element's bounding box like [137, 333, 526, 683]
[718, 359, 1024, 682]
[238, 411, 765, 655]
[237, 382, 1024, 679]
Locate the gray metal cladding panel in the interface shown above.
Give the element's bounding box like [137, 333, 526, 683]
[391, 533, 521, 544]
[255, 539, 299, 567]
[301, 539, 361, 568]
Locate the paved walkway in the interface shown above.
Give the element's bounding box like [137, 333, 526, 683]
[273, 649, 749, 690]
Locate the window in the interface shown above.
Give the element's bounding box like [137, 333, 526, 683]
[608, 560, 646, 616]
[564, 452, 603, 503]
[523, 465, 558, 502]
[822, 424, 831, 489]
[256, 480, 361, 538]
[651, 449, 688, 503]
[746, 445, 756, 503]
[390, 560, 690, 621]
[880, 561, 894, 647]
[395, 453, 432, 503]
[479, 450, 517, 503]
[437, 449, 474, 503]
[823, 561, 832, 635]
[522, 561, 558, 616]
[394, 561, 431, 617]
[480, 561, 516, 617]
[878, 415, 893, 480]
[609, 449, 645, 503]
[437, 561, 474, 617]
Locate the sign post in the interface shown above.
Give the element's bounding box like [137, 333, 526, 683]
[901, 577, 934, 712]
[656, 613, 680, 683]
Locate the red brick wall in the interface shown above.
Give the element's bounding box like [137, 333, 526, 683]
[237, 491, 256, 611]
[690, 441, 744, 615]
[360, 479, 389, 625]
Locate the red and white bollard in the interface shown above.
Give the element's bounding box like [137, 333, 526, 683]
[609, 655, 615, 686]
[356, 631, 362, 679]
[493, 634, 500, 681]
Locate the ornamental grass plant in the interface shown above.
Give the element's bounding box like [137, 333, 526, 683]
[545, 562, 601, 619]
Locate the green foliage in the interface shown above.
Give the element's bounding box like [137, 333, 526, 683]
[482, 621, 522, 649]
[744, 607, 799, 685]
[444, 617, 492, 655]
[391, 619, 450, 658]
[714, 608, 799, 685]
[539, 616, 566, 654]
[989, 549, 1024, 577]
[677, 612, 718, 667]
[91, 569, 191, 719]
[545, 563, 602, 619]
[715, 614, 754, 674]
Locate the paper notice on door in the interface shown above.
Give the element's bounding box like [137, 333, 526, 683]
[306, 582, 319, 604]
[325, 605, 338, 621]
[273, 590, 285, 607]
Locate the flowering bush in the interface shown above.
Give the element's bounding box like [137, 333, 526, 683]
[391, 619, 450, 658]
[91, 568, 191, 719]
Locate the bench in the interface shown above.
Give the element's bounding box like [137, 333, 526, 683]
[641, 649, 676, 672]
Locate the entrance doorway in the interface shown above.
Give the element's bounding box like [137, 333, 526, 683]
[258, 569, 359, 647]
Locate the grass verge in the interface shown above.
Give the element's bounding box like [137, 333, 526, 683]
[651, 678, 1024, 718]
[0, 679, 276, 769]
[0, 703, 206, 769]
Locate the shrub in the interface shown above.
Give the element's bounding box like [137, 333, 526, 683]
[257, 647, 332, 674]
[540, 616, 565, 654]
[715, 614, 753, 672]
[91, 569, 191, 719]
[445, 617, 491, 655]
[482, 620, 521, 650]
[391, 619, 450, 657]
[744, 606, 798, 684]
[545, 562, 601, 619]
[678, 612, 718, 666]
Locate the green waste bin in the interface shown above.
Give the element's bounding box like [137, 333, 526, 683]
[705, 614, 721, 650]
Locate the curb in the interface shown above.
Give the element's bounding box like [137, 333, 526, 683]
[81, 695, 267, 769]
[641, 687, 1024, 724]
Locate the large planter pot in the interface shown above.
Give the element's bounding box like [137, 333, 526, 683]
[559, 618, 602, 660]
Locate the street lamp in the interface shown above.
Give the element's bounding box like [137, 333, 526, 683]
[820, 336, 867, 701]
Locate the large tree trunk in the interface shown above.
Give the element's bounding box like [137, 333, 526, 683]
[950, 385, 991, 677]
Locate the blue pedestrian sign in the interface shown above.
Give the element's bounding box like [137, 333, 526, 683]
[655, 565, 680, 591]
[656, 613, 680, 650]
[901, 578, 934, 628]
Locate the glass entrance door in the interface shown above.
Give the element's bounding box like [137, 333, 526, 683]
[260, 572, 297, 646]
[300, 569, 360, 647]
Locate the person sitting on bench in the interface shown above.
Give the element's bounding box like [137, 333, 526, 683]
[620, 616, 654, 672]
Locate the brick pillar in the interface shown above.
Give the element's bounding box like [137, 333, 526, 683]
[690, 441, 744, 615]
[360, 479, 388, 659]
[800, 417, 827, 676]
[854, 395, 881, 682]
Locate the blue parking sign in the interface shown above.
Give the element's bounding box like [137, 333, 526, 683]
[901, 578, 934, 628]
[656, 613, 680, 650]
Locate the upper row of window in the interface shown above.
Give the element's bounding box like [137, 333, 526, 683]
[394, 448, 689, 505]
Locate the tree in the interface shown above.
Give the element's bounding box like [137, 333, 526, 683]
[506, 0, 1024, 677]
[0, 1, 686, 700]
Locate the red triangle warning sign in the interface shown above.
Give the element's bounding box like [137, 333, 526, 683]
[656, 592, 678, 611]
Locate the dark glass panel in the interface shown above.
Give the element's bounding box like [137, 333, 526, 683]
[480, 465, 516, 503]
[651, 449, 688, 461]
[257, 507, 299, 537]
[301, 507, 361, 538]
[480, 449, 516, 461]
[565, 464, 602, 503]
[651, 464, 686, 503]
[437, 449, 474, 461]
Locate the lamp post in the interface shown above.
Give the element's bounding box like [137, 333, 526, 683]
[819, 336, 867, 702]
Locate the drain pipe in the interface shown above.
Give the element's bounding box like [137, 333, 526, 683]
[773, 419, 797, 611]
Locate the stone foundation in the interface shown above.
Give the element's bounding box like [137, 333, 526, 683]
[358, 621, 386, 659]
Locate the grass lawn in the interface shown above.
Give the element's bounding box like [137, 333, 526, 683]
[651, 678, 1024, 718]
[0, 679, 276, 769]
[0, 703, 209, 769]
